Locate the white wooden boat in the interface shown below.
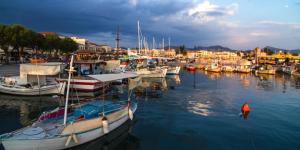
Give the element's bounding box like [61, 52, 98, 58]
[221, 66, 234, 72]
[256, 65, 276, 75]
[291, 63, 300, 76]
[56, 60, 106, 91]
[0, 63, 66, 96]
[206, 63, 221, 73]
[0, 56, 139, 150]
[136, 68, 167, 78]
[236, 60, 252, 73]
[166, 66, 180, 75]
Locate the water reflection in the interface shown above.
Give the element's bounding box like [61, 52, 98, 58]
[203, 71, 221, 80]
[187, 100, 212, 116]
[135, 78, 168, 99]
[0, 95, 60, 126]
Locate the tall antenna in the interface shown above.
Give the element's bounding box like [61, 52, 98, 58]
[116, 26, 120, 51]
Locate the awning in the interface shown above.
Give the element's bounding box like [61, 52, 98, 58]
[88, 72, 138, 82]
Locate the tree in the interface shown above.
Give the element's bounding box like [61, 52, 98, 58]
[60, 37, 78, 54]
[8, 24, 28, 60]
[44, 34, 61, 56]
[0, 24, 10, 63]
[263, 47, 274, 55]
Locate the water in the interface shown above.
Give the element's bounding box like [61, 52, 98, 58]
[1, 70, 300, 150]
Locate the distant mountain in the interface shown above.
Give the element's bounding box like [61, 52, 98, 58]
[193, 45, 233, 51]
[264, 46, 300, 54]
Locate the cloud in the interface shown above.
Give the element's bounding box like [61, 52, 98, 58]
[258, 20, 300, 29]
[250, 31, 274, 37]
[155, 1, 239, 25]
[128, 0, 138, 7]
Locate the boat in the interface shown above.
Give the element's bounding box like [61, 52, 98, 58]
[186, 65, 196, 71]
[256, 65, 276, 75]
[291, 63, 300, 76]
[206, 63, 221, 73]
[221, 65, 234, 72]
[166, 66, 180, 75]
[56, 60, 106, 91]
[236, 60, 252, 73]
[281, 65, 291, 74]
[136, 67, 167, 78]
[0, 55, 139, 150]
[0, 63, 66, 96]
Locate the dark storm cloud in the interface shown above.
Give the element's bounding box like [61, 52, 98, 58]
[0, 0, 226, 47]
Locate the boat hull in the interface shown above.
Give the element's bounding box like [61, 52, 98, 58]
[0, 82, 65, 96]
[137, 68, 167, 78]
[56, 79, 104, 92]
[1, 103, 137, 150]
[256, 70, 275, 75]
[166, 67, 180, 75]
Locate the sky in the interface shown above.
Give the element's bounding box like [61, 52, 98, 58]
[0, 0, 300, 50]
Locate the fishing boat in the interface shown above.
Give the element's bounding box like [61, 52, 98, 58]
[56, 60, 106, 91]
[186, 65, 196, 71]
[0, 55, 139, 150]
[221, 65, 234, 72]
[291, 63, 300, 76]
[256, 65, 276, 75]
[236, 60, 252, 73]
[166, 66, 180, 75]
[206, 63, 221, 73]
[0, 63, 66, 96]
[136, 67, 167, 78]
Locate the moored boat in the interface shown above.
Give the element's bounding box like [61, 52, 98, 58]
[186, 65, 196, 71]
[0, 55, 139, 150]
[0, 63, 66, 96]
[166, 66, 180, 75]
[56, 60, 106, 91]
[206, 63, 221, 73]
[256, 65, 276, 75]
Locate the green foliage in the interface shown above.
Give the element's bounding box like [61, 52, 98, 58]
[263, 47, 274, 55]
[60, 37, 78, 53]
[0, 23, 79, 58]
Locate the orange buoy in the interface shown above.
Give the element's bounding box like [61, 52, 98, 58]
[241, 102, 250, 113]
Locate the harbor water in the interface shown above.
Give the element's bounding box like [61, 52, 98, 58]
[1, 69, 300, 150]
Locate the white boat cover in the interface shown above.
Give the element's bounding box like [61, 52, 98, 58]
[88, 72, 138, 82]
[20, 63, 64, 84]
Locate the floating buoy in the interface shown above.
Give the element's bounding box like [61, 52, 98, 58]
[128, 108, 134, 120]
[102, 117, 109, 134]
[241, 102, 250, 113]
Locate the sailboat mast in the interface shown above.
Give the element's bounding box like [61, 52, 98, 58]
[162, 38, 164, 50]
[137, 20, 141, 54]
[63, 55, 74, 125]
[168, 37, 170, 51]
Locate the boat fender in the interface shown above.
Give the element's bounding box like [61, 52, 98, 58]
[72, 133, 79, 143]
[128, 108, 134, 120]
[102, 117, 109, 134]
[65, 135, 72, 147]
[65, 133, 79, 147]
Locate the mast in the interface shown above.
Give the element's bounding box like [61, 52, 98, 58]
[168, 37, 171, 51]
[137, 20, 141, 54]
[162, 38, 165, 50]
[63, 55, 74, 125]
[116, 26, 120, 52]
[152, 37, 155, 50]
